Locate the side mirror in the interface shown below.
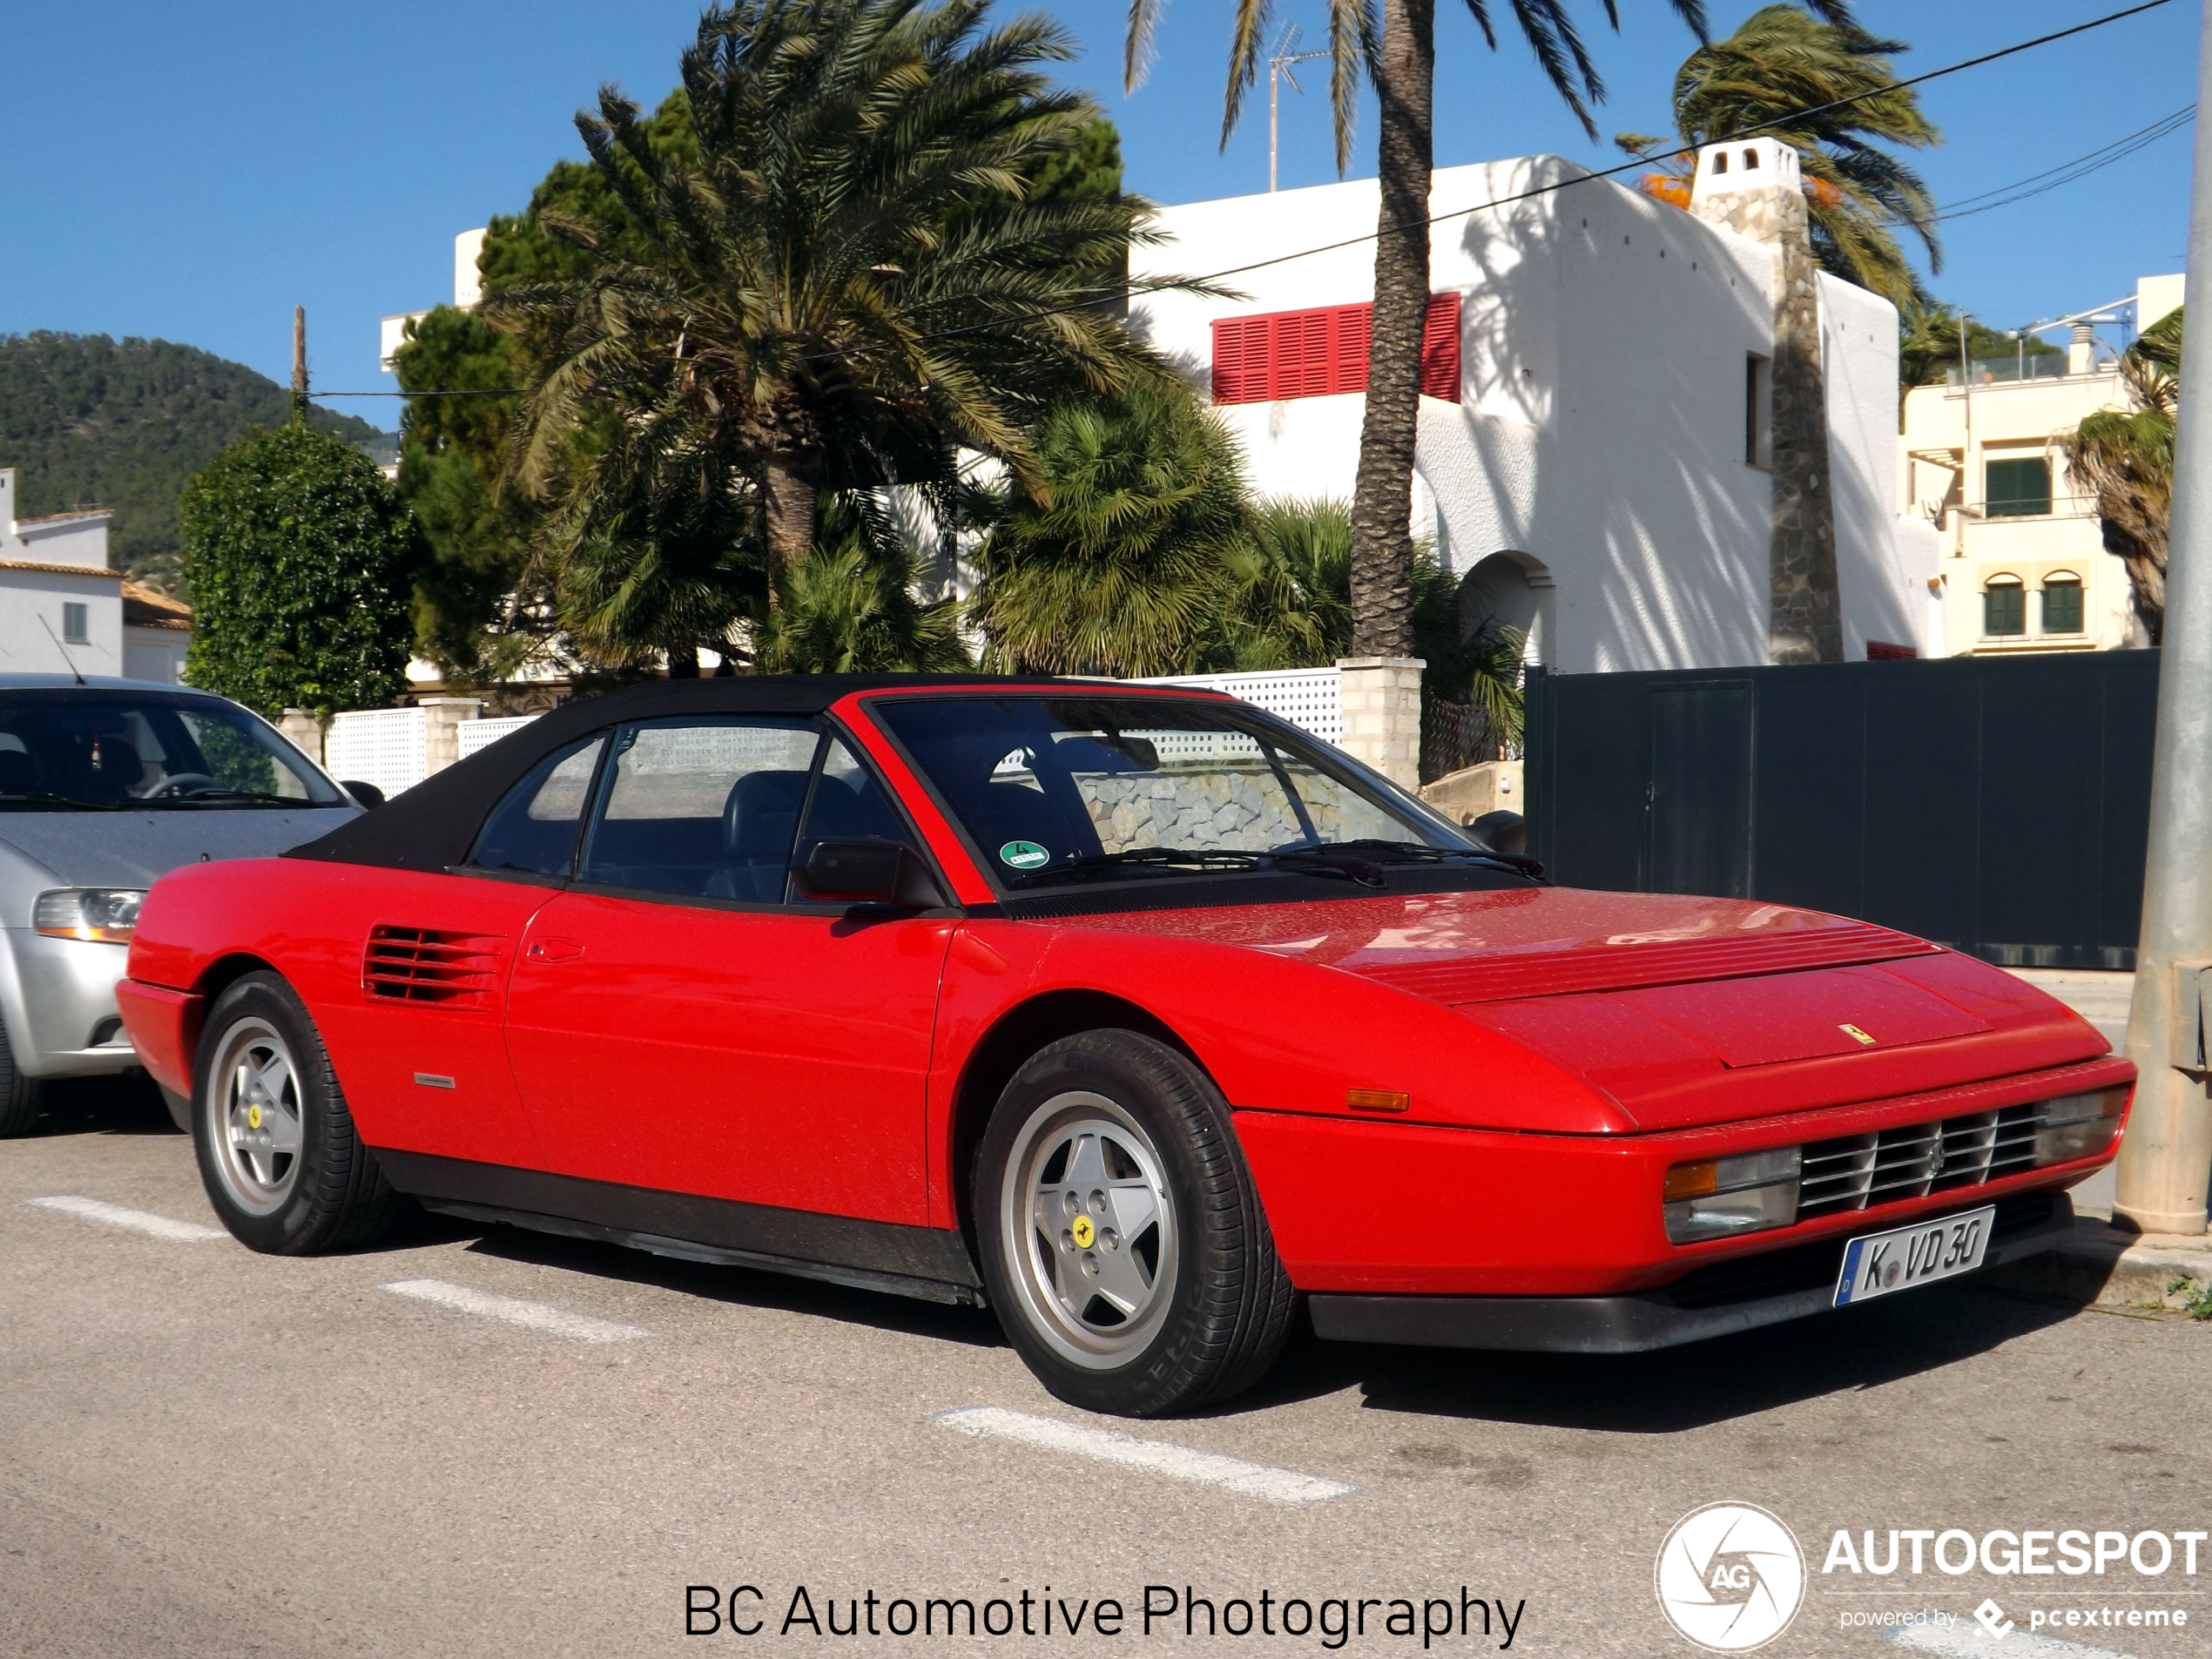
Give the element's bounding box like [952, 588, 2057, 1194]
[341, 780, 387, 811]
[797, 840, 945, 907]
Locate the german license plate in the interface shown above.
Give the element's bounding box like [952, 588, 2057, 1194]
[1832, 1204, 1995, 1306]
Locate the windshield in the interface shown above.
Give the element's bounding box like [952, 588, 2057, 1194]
[0, 691, 347, 810]
[870, 694, 1481, 888]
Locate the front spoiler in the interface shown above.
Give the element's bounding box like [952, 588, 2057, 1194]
[1306, 1190, 2079, 1354]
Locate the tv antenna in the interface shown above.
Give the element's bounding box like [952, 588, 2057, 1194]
[1268, 25, 1328, 192]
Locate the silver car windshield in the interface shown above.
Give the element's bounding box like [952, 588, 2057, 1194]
[0, 691, 345, 810]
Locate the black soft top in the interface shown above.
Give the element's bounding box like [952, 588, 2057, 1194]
[285, 673, 1193, 873]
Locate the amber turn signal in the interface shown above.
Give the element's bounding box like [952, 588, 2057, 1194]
[1345, 1089, 1410, 1114]
[1663, 1160, 1719, 1200]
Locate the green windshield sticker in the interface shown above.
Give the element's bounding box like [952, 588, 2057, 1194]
[998, 840, 1049, 870]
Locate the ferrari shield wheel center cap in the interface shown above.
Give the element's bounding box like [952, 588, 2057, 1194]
[246, 1103, 262, 1130]
[1070, 1214, 1096, 1249]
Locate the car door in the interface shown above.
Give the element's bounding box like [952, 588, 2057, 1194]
[308, 731, 612, 1168]
[502, 716, 954, 1228]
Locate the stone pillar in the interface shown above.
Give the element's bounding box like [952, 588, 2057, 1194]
[277, 708, 322, 765]
[1692, 138, 1842, 664]
[418, 697, 482, 777]
[1336, 658, 1426, 790]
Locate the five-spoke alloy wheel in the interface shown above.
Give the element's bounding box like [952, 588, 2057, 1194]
[192, 972, 398, 1254]
[974, 1029, 1296, 1416]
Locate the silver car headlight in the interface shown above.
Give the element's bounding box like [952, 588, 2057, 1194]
[33, 888, 147, 944]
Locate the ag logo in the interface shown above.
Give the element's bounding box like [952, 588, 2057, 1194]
[998, 840, 1050, 870]
[1654, 1501, 1804, 1652]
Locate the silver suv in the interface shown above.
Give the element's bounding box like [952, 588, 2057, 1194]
[0, 676, 362, 1135]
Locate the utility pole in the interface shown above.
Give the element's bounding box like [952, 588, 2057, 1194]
[291, 306, 308, 420]
[2117, 0, 2212, 1237]
[1267, 26, 1327, 193]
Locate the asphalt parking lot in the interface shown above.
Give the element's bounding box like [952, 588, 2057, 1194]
[3, 1075, 2207, 1659]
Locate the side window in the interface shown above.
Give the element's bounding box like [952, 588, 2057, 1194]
[579, 718, 821, 902]
[468, 735, 608, 879]
[797, 734, 919, 853]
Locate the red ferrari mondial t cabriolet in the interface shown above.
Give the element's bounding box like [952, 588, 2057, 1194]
[117, 678, 2132, 1414]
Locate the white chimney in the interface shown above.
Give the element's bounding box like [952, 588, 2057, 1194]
[454, 229, 487, 309]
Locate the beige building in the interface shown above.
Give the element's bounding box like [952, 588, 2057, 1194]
[1900, 273, 2182, 656]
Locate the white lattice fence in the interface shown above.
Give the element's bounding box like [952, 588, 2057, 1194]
[456, 715, 541, 759]
[324, 708, 428, 798]
[1127, 666, 1344, 747]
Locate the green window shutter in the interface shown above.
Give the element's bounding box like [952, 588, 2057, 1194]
[1984, 584, 2027, 637]
[1985, 457, 2052, 518]
[2041, 578, 2084, 635]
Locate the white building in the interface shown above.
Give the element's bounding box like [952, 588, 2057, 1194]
[0, 468, 125, 678]
[1900, 273, 2181, 655]
[379, 228, 489, 373]
[1131, 139, 1925, 671]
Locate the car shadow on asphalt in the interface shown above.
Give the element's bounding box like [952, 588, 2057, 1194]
[450, 1218, 1009, 1349]
[28, 1073, 179, 1137]
[1210, 1285, 2095, 1433]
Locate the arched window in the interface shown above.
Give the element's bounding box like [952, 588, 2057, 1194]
[1743, 147, 1761, 170]
[2040, 573, 2084, 635]
[1983, 576, 2026, 638]
[1712, 152, 1729, 175]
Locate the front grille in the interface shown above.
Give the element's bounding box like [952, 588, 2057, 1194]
[362, 926, 504, 1008]
[1797, 1097, 2094, 1221]
[1662, 1190, 2063, 1310]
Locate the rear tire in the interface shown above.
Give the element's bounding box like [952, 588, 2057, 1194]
[0, 1013, 43, 1138]
[192, 972, 400, 1253]
[974, 1029, 1296, 1417]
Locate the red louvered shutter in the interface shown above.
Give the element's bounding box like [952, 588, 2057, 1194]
[1211, 293, 1460, 405]
[1419, 291, 1462, 401]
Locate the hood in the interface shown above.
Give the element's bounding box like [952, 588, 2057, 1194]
[1056, 886, 1939, 997]
[0, 807, 358, 890]
[1057, 887, 2103, 1130]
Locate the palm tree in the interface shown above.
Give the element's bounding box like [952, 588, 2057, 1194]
[1619, 3, 1939, 308]
[2068, 307, 2183, 643]
[967, 384, 1251, 677]
[1202, 496, 1355, 670]
[752, 496, 972, 671]
[497, 0, 1191, 631]
[1126, 0, 1709, 661]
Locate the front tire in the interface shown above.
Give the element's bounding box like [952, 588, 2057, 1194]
[0, 1012, 44, 1138]
[192, 973, 399, 1253]
[974, 1030, 1296, 1416]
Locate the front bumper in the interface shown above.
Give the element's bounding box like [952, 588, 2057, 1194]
[0, 927, 138, 1077]
[1307, 1190, 2076, 1353]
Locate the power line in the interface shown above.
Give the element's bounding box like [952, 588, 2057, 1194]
[313, 0, 2177, 395]
[1934, 105, 2194, 222]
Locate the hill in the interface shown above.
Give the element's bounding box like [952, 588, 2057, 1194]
[0, 332, 391, 592]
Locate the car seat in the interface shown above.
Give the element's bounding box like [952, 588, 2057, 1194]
[705, 770, 813, 900]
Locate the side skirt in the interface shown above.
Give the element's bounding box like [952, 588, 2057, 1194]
[374, 1150, 987, 1309]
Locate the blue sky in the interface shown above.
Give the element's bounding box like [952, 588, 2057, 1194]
[2, 0, 2197, 424]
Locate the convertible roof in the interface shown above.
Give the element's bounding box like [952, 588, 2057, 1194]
[284, 673, 1186, 873]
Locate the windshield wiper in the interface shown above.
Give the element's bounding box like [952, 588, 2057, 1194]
[1009, 846, 1376, 888]
[1277, 839, 1548, 880]
[0, 789, 121, 811]
[140, 788, 313, 806]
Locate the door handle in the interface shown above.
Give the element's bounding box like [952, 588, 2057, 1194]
[528, 937, 585, 962]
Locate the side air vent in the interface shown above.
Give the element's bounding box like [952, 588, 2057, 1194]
[362, 927, 504, 1009]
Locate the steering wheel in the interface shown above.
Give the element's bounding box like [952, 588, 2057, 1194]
[147, 772, 220, 799]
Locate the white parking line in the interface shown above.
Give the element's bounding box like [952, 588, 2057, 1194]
[931, 1406, 1355, 1505]
[1887, 1621, 2135, 1657]
[27, 1196, 226, 1242]
[377, 1278, 648, 1344]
